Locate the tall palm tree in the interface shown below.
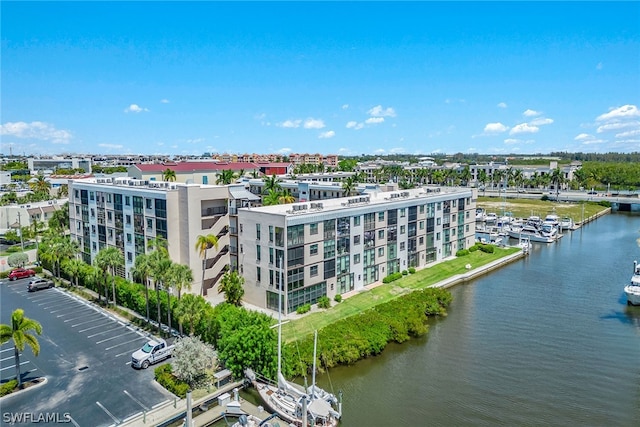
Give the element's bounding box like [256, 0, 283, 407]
[87, 264, 106, 303]
[550, 167, 564, 198]
[131, 253, 153, 324]
[263, 175, 281, 194]
[459, 165, 472, 186]
[162, 168, 177, 182]
[218, 270, 245, 306]
[262, 189, 282, 206]
[216, 169, 236, 185]
[195, 234, 219, 297]
[342, 176, 356, 197]
[0, 309, 42, 389]
[149, 250, 172, 336]
[30, 176, 51, 198]
[95, 247, 124, 307]
[167, 263, 193, 335]
[278, 188, 295, 204]
[62, 258, 84, 287]
[174, 294, 208, 336]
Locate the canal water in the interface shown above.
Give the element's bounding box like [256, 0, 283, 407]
[308, 212, 640, 426]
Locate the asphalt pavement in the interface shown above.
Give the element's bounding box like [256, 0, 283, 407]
[0, 277, 175, 426]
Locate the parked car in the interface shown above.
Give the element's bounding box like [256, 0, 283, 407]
[27, 278, 54, 292]
[131, 338, 174, 369]
[9, 268, 36, 281]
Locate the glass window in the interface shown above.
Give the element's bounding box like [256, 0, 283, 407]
[353, 254, 360, 264]
[400, 225, 405, 234]
[257, 266, 261, 282]
[125, 196, 130, 206]
[310, 265, 318, 277]
[378, 230, 384, 239]
[257, 245, 261, 261]
[353, 216, 361, 226]
[378, 247, 384, 257]
[310, 244, 318, 256]
[310, 223, 318, 235]
[354, 235, 361, 245]
[146, 199, 152, 209]
[256, 223, 261, 240]
[400, 208, 406, 217]
[378, 211, 385, 221]
[400, 242, 405, 250]
[147, 218, 153, 229]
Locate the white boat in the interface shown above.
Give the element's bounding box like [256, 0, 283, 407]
[508, 224, 556, 243]
[544, 213, 560, 227]
[484, 212, 498, 224]
[559, 216, 574, 231]
[624, 261, 640, 306]
[475, 208, 486, 222]
[517, 236, 532, 254]
[246, 260, 341, 427]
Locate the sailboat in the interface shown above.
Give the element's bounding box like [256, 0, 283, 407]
[246, 259, 341, 426]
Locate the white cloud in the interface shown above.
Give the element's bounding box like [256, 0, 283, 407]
[98, 143, 124, 149]
[616, 129, 640, 138]
[497, 102, 508, 108]
[523, 109, 541, 117]
[504, 138, 520, 145]
[574, 133, 593, 141]
[596, 105, 639, 121]
[368, 105, 396, 117]
[278, 119, 302, 128]
[365, 117, 384, 124]
[124, 104, 149, 113]
[483, 122, 508, 134]
[338, 147, 351, 153]
[510, 123, 539, 135]
[389, 147, 405, 154]
[529, 117, 554, 126]
[319, 130, 335, 139]
[160, 99, 170, 104]
[346, 121, 364, 130]
[303, 118, 325, 129]
[278, 147, 292, 154]
[581, 139, 606, 145]
[0, 121, 72, 144]
[596, 62, 603, 70]
[341, 104, 349, 110]
[597, 121, 640, 133]
[185, 138, 205, 144]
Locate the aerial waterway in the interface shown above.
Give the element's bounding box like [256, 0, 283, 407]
[307, 212, 640, 426]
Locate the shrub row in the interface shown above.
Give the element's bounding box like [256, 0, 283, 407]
[154, 364, 189, 398]
[382, 272, 403, 283]
[283, 287, 452, 377]
[0, 379, 18, 397]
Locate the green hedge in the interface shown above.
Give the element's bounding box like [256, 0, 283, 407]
[296, 304, 311, 314]
[456, 249, 470, 257]
[0, 379, 18, 397]
[282, 287, 452, 377]
[154, 364, 189, 398]
[382, 272, 403, 283]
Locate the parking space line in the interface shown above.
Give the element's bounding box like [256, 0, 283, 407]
[96, 401, 120, 424]
[115, 347, 141, 358]
[123, 389, 150, 411]
[49, 303, 85, 313]
[61, 308, 97, 320]
[0, 360, 29, 371]
[1, 354, 21, 362]
[79, 322, 115, 333]
[42, 300, 79, 310]
[68, 415, 80, 427]
[87, 325, 122, 338]
[1, 348, 15, 354]
[97, 332, 138, 345]
[106, 337, 147, 352]
[71, 317, 108, 327]
[35, 294, 65, 303]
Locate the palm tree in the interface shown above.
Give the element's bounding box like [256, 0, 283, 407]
[278, 188, 295, 204]
[167, 263, 193, 335]
[263, 175, 281, 194]
[550, 167, 564, 198]
[87, 264, 106, 303]
[162, 168, 177, 182]
[62, 258, 84, 287]
[174, 294, 208, 336]
[216, 169, 236, 185]
[30, 176, 51, 198]
[459, 165, 472, 186]
[149, 250, 172, 336]
[262, 189, 282, 206]
[0, 309, 42, 389]
[95, 247, 124, 307]
[342, 176, 356, 197]
[30, 219, 45, 266]
[131, 253, 153, 324]
[195, 234, 219, 297]
[218, 270, 245, 306]
[48, 204, 69, 233]
[478, 170, 488, 194]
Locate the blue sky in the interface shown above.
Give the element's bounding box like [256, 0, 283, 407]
[1, 1, 639, 157]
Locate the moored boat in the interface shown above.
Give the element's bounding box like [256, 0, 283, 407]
[624, 260, 640, 306]
[559, 216, 574, 231]
[508, 224, 556, 243]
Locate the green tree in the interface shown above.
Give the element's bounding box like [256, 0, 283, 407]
[172, 336, 217, 387]
[95, 247, 124, 307]
[342, 176, 356, 197]
[7, 253, 29, 268]
[131, 253, 153, 324]
[0, 309, 42, 389]
[62, 258, 84, 287]
[162, 168, 177, 182]
[262, 175, 281, 194]
[30, 176, 51, 198]
[218, 270, 245, 306]
[216, 169, 236, 185]
[175, 294, 209, 336]
[262, 189, 282, 206]
[195, 234, 219, 297]
[48, 203, 70, 233]
[278, 188, 295, 204]
[149, 249, 172, 336]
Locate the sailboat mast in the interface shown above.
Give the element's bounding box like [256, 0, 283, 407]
[277, 256, 282, 381]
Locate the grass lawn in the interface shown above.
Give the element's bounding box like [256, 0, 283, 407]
[476, 197, 609, 222]
[282, 246, 520, 342]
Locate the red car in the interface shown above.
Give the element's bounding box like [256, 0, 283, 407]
[9, 268, 36, 281]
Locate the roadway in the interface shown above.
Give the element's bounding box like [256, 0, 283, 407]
[0, 277, 174, 426]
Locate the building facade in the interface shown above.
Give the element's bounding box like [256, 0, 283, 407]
[68, 178, 259, 296]
[237, 187, 476, 314]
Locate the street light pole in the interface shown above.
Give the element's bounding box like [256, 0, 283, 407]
[17, 211, 24, 252]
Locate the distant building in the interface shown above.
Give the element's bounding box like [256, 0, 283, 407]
[28, 157, 92, 174]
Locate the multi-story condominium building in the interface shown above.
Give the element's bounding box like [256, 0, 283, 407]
[237, 186, 476, 315]
[68, 177, 260, 296]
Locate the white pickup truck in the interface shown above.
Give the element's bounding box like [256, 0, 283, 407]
[131, 338, 174, 369]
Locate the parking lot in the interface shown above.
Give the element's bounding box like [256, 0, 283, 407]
[0, 277, 174, 426]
